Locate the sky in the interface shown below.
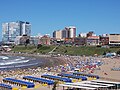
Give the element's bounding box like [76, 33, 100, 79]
[0, 0, 120, 40]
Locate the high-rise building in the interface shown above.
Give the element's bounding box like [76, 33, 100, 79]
[62, 29, 67, 39]
[53, 26, 76, 40]
[53, 31, 56, 38]
[65, 26, 76, 38]
[2, 21, 31, 43]
[22, 22, 31, 36]
[53, 30, 62, 40]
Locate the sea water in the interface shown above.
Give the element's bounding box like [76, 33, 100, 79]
[0, 55, 42, 70]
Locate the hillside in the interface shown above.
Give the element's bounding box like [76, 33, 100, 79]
[11, 45, 120, 56]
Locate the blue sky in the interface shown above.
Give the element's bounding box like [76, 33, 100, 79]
[0, 0, 120, 40]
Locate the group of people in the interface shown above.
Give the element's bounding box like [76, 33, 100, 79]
[0, 55, 104, 82]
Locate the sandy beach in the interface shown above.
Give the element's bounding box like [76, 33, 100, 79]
[93, 57, 120, 81]
[0, 53, 120, 90]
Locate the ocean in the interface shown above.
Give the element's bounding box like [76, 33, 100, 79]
[0, 55, 42, 70]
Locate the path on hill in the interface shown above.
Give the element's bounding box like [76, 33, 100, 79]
[48, 45, 59, 54]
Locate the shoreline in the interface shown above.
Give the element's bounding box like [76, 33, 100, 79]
[0, 52, 66, 71]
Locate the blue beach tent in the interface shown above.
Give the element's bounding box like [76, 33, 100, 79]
[3, 78, 35, 88]
[73, 72, 99, 79]
[87, 74, 99, 79]
[0, 83, 12, 89]
[41, 74, 72, 82]
[23, 76, 54, 85]
[58, 73, 87, 81]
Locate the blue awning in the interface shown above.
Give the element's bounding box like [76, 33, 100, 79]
[3, 78, 35, 88]
[58, 73, 87, 80]
[41, 74, 72, 82]
[23, 76, 54, 85]
[0, 83, 12, 89]
[73, 72, 99, 79]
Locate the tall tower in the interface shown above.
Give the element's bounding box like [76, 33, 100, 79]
[22, 22, 31, 36]
[2, 21, 31, 43]
[65, 26, 76, 38]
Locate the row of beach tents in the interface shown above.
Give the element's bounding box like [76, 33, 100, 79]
[0, 72, 99, 90]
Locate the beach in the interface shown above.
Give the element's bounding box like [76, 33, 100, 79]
[93, 57, 120, 81]
[0, 53, 120, 90]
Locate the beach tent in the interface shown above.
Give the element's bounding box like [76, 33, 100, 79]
[3, 78, 35, 88]
[23, 76, 54, 85]
[58, 73, 87, 81]
[0, 83, 12, 90]
[73, 72, 99, 79]
[41, 74, 72, 83]
[87, 74, 99, 79]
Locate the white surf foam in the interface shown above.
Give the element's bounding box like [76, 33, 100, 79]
[0, 56, 9, 59]
[0, 60, 29, 65]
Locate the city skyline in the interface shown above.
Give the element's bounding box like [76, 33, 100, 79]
[2, 21, 31, 43]
[0, 0, 120, 40]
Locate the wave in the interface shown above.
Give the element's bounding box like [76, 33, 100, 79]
[0, 60, 29, 65]
[14, 58, 22, 61]
[14, 57, 25, 61]
[20, 57, 25, 59]
[0, 56, 9, 59]
[0, 66, 14, 69]
[0, 55, 40, 69]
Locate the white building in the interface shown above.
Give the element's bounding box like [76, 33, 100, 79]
[22, 22, 31, 36]
[2, 21, 31, 43]
[65, 26, 76, 38]
[53, 30, 63, 40]
[53, 26, 76, 40]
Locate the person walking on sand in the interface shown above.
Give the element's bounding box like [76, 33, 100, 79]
[104, 72, 108, 75]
